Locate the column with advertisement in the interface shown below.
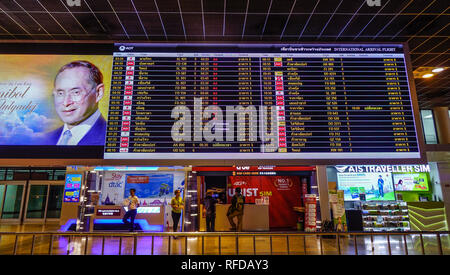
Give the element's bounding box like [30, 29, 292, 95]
[304, 194, 317, 232]
[329, 190, 347, 231]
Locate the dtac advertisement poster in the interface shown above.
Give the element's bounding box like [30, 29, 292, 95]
[101, 172, 126, 205]
[0, 55, 112, 146]
[392, 173, 429, 191]
[337, 172, 395, 201]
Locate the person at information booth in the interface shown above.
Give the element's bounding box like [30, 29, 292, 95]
[227, 187, 245, 232]
[122, 188, 140, 232]
[171, 190, 184, 239]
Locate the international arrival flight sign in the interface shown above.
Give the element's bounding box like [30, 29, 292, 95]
[104, 43, 423, 161]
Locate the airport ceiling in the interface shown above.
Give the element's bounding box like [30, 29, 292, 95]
[0, 0, 448, 108]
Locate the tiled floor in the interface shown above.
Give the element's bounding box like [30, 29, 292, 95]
[0, 224, 448, 255]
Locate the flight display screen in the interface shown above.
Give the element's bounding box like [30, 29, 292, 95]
[104, 43, 420, 161]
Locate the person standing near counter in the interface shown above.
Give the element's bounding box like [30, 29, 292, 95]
[203, 191, 220, 232]
[227, 187, 245, 231]
[122, 188, 139, 232]
[170, 190, 184, 239]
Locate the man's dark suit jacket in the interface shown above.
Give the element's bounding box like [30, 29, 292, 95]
[42, 115, 107, 145]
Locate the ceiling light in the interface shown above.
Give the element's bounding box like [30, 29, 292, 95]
[431, 68, 444, 73]
[422, 73, 434, 78]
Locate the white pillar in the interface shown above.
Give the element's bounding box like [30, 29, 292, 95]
[316, 165, 331, 222]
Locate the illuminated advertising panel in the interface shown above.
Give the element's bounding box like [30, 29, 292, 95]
[337, 172, 395, 201]
[0, 43, 112, 159]
[392, 173, 429, 191]
[64, 174, 82, 202]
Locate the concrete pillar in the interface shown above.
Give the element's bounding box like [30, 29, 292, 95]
[316, 165, 331, 222]
[433, 106, 450, 144]
[436, 162, 450, 229]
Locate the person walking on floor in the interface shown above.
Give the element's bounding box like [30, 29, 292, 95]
[122, 188, 139, 232]
[170, 189, 184, 239]
[227, 187, 245, 231]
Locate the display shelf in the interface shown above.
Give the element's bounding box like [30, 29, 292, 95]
[360, 201, 410, 232]
[363, 227, 410, 232]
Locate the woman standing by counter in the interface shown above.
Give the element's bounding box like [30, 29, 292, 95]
[170, 190, 184, 239]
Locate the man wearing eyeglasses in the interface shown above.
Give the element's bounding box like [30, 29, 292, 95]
[43, 61, 106, 145]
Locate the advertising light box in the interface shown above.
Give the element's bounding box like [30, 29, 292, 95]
[0, 43, 112, 159]
[337, 172, 395, 201]
[392, 173, 429, 191]
[64, 174, 82, 202]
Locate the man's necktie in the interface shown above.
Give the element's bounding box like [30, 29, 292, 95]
[59, 130, 72, 145]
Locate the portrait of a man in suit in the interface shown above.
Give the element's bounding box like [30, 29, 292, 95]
[44, 60, 107, 145]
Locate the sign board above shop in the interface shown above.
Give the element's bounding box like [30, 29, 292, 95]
[0, 42, 425, 165]
[335, 164, 430, 173]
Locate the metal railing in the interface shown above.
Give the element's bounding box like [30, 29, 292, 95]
[0, 231, 449, 255]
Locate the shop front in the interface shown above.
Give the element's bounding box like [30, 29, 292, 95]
[327, 164, 448, 232]
[194, 166, 319, 232]
[57, 165, 322, 233]
[59, 166, 192, 232]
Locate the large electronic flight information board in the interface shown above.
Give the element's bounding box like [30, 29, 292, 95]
[104, 43, 421, 161]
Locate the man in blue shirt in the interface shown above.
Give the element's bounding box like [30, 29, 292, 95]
[377, 175, 384, 198]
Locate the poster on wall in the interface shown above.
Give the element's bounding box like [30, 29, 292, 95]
[227, 176, 302, 229]
[102, 171, 126, 205]
[0, 53, 112, 157]
[64, 174, 82, 202]
[392, 173, 429, 191]
[227, 176, 259, 204]
[337, 172, 395, 201]
[329, 190, 347, 232]
[304, 194, 317, 232]
[124, 174, 174, 206]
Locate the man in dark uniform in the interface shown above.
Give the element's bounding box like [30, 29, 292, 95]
[203, 190, 220, 232]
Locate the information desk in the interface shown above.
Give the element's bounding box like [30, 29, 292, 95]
[89, 205, 165, 232]
[200, 204, 269, 231]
